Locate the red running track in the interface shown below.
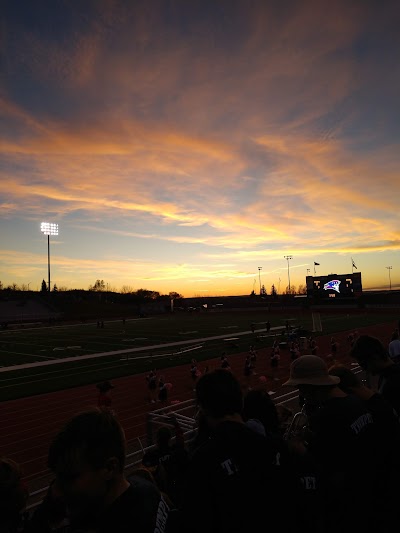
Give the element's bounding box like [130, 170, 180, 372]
[0, 321, 396, 486]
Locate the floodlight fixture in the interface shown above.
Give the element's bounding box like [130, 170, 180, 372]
[40, 222, 59, 292]
[41, 222, 59, 236]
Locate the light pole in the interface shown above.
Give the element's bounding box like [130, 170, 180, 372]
[284, 255, 293, 293]
[27, 282, 31, 291]
[41, 222, 59, 292]
[258, 267, 262, 295]
[386, 266, 392, 290]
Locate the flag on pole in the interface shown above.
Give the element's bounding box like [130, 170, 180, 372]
[314, 262, 320, 266]
[352, 258, 357, 270]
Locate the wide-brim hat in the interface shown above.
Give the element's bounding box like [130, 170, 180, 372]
[283, 355, 340, 387]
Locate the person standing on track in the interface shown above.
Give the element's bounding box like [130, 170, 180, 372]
[221, 355, 231, 371]
[249, 345, 257, 367]
[158, 375, 168, 403]
[243, 355, 254, 390]
[96, 381, 114, 410]
[146, 370, 158, 403]
[190, 359, 200, 391]
[270, 345, 280, 381]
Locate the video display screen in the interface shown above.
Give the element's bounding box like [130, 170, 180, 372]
[306, 272, 362, 299]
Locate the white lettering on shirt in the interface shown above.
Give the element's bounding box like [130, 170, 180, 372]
[154, 496, 169, 533]
[351, 413, 373, 434]
[220, 458, 237, 476]
[301, 476, 317, 490]
[274, 452, 281, 467]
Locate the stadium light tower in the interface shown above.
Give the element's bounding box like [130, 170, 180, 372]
[284, 255, 293, 293]
[258, 267, 262, 295]
[386, 266, 392, 290]
[41, 222, 59, 292]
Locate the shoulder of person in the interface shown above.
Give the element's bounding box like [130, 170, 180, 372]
[116, 477, 171, 533]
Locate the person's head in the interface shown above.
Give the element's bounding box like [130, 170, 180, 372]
[391, 330, 399, 341]
[96, 381, 114, 393]
[156, 426, 172, 449]
[48, 409, 126, 515]
[0, 457, 29, 530]
[196, 369, 242, 422]
[283, 355, 340, 402]
[328, 365, 362, 394]
[242, 389, 280, 435]
[351, 335, 391, 374]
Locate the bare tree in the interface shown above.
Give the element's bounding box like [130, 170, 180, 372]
[90, 279, 106, 291]
[297, 284, 307, 294]
[121, 285, 134, 294]
[169, 291, 183, 299]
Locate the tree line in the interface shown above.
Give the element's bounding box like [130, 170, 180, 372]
[0, 279, 183, 300]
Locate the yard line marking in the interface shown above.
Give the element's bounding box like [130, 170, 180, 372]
[0, 349, 58, 360]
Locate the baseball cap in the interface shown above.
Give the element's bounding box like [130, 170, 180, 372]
[283, 355, 340, 387]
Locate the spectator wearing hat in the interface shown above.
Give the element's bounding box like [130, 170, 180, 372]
[96, 381, 114, 409]
[351, 335, 400, 417]
[283, 355, 385, 533]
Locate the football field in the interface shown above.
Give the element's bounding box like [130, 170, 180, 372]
[0, 308, 398, 401]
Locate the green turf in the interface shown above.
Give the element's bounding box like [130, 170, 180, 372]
[0, 309, 398, 401]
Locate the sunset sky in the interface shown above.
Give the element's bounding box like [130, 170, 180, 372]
[1, 0, 399, 296]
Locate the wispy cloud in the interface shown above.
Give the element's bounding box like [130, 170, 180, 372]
[1, 0, 399, 294]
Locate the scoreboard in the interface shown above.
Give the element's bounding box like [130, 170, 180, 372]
[306, 272, 362, 299]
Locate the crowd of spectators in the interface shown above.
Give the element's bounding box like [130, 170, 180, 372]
[2, 329, 400, 533]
